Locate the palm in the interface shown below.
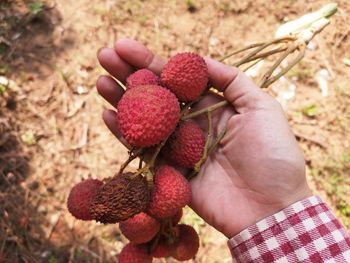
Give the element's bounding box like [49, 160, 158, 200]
[190, 96, 308, 237]
[96, 39, 311, 238]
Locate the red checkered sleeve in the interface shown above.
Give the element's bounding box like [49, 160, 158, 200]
[228, 196, 350, 262]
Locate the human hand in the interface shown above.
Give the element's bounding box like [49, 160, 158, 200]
[96, 39, 311, 238]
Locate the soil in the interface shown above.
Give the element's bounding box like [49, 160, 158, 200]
[0, 0, 349, 262]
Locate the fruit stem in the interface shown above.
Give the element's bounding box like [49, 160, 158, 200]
[149, 219, 166, 253]
[181, 100, 228, 120]
[189, 112, 213, 178]
[117, 148, 144, 175]
[260, 43, 306, 89]
[232, 36, 296, 67]
[208, 127, 227, 156]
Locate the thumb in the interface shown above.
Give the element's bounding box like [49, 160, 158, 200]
[205, 58, 276, 113]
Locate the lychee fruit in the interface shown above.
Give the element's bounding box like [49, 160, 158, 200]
[147, 165, 191, 218]
[151, 237, 173, 258]
[117, 85, 180, 147]
[166, 121, 205, 168]
[126, 69, 160, 90]
[90, 173, 150, 224]
[120, 212, 160, 244]
[118, 243, 153, 263]
[67, 179, 103, 221]
[172, 224, 199, 261]
[171, 209, 183, 226]
[161, 52, 209, 102]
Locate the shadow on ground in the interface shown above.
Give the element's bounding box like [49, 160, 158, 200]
[0, 1, 75, 78]
[0, 104, 102, 263]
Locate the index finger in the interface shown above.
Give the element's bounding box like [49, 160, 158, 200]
[115, 39, 166, 75]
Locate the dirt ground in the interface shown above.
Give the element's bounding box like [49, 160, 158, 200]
[0, 0, 349, 262]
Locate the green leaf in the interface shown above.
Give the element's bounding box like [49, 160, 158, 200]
[302, 104, 317, 117]
[27, 2, 44, 15]
[21, 131, 37, 145]
[0, 65, 10, 75]
[0, 84, 6, 94]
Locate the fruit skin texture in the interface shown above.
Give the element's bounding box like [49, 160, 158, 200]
[118, 243, 153, 263]
[117, 85, 180, 147]
[126, 69, 160, 90]
[171, 209, 183, 226]
[161, 52, 209, 102]
[90, 173, 150, 224]
[151, 237, 173, 258]
[67, 179, 103, 221]
[172, 224, 200, 261]
[147, 165, 191, 218]
[166, 121, 205, 168]
[120, 212, 160, 244]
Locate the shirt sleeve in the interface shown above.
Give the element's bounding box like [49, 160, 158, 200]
[228, 196, 350, 262]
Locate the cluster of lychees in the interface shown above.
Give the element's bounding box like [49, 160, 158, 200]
[67, 53, 211, 262]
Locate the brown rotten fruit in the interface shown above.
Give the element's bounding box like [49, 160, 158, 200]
[90, 173, 150, 224]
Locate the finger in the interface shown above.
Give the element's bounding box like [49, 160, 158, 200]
[115, 39, 166, 75]
[97, 48, 134, 81]
[204, 58, 275, 113]
[102, 110, 130, 149]
[96, 75, 125, 108]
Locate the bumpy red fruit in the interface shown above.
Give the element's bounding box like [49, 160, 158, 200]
[120, 212, 160, 244]
[151, 237, 173, 258]
[147, 165, 191, 218]
[172, 224, 199, 261]
[171, 209, 183, 226]
[126, 69, 160, 90]
[161, 52, 208, 102]
[67, 179, 103, 220]
[117, 85, 180, 147]
[166, 121, 205, 168]
[118, 243, 153, 263]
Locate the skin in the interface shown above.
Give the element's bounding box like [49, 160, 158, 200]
[96, 39, 312, 238]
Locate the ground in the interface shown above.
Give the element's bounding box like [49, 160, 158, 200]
[0, 0, 349, 262]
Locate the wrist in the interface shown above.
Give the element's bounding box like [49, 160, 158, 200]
[224, 184, 312, 238]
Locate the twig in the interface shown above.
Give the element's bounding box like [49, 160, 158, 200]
[261, 43, 306, 89]
[182, 100, 228, 120]
[117, 148, 144, 175]
[294, 131, 326, 148]
[208, 127, 227, 156]
[189, 112, 213, 179]
[219, 42, 265, 62]
[260, 43, 298, 87]
[232, 36, 295, 67]
[242, 58, 264, 72]
[244, 45, 288, 63]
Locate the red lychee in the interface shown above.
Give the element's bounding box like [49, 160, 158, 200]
[171, 209, 183, 226]
[166, 121, 205, 168]
[120, 212, 160, 244]
[151, 237, 173, 258]
[126, 69, 160, 90]
[161, 52, 209, 102]
[67, 179, 103, 221]
[147, 165, 191, 218]
[118, 243, 153, 263]
[117, 85, 180, 147]
[172, 224, 199, 261]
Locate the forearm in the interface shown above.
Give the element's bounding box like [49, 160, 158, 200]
[228, 196, 350, 262]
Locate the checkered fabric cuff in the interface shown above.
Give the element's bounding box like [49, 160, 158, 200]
[228, 196, 350, 262]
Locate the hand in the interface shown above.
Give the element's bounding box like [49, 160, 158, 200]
[96, 39, 312, 238]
